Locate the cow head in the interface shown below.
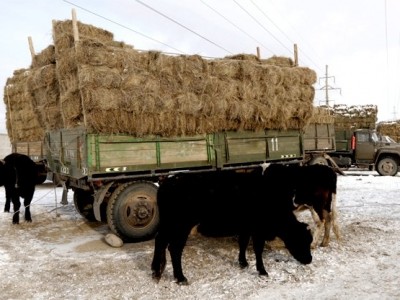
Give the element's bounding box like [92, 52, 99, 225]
[281, 221, 313, 264]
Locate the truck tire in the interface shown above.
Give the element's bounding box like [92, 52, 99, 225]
[376, 157, 398, 176]
[107, 181, 159, 242]
[309, 156, 329, 166]
[73, 189, 97, 221]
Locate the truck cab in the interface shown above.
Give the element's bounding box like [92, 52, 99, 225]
[332, 128, 400, 175]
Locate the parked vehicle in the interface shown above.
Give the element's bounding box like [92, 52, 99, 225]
[328, 128, 399, 176]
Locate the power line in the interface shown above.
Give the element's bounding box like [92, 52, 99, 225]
[232, 0, 292, 55]
[62, 0, 186, 54]
[200, 0, 274, 55]
[133, 0, 233, 54]
[249, 0, 324, 73]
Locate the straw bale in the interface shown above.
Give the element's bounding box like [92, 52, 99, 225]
[261, 56, 294, 67]
[377, 121, 400, 142]
[307, 106, 335, 124]
[27, 64, 61, 130]
[3, 69, 44, 142]
[330, 104, 377, 129]
[225, 54, 260, 63]
[31, 45, 56, 68]
[4, 19, 318, 140]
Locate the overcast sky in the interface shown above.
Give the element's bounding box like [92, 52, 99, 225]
[1, 0, 400, 134]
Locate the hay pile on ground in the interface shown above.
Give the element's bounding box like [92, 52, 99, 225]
[4, 19, 317, 142]
[330, 104, 377, 129]
[377, 121, 400, 142]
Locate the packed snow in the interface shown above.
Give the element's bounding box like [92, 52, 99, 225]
[1, 169, 400, 300]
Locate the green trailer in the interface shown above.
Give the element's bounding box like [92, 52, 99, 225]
[45, 127, 303, 241]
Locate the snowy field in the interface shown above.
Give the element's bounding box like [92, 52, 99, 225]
[1, 169, 400, 300]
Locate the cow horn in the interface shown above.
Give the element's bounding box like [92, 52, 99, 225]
[0, 159, 4, 165]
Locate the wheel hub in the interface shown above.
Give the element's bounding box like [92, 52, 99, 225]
[382, 163, 393, 173]
[125, 197, 154, 227]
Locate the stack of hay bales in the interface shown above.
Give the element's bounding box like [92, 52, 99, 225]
[307, 106, 334, 125]
[331, 104, 377, 130]
[3, 68, 44, 142]
[3, 19, 317, 142]
[377, 121, 400, 142]
[28, 45, 61, 132]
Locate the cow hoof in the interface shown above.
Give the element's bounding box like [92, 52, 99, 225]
[26, 219, 33, 223]
[151, 271, 161, 282]
[239, 260, 249, 269]
[176, 277, 188, 285]
[258, 270, 268, 277]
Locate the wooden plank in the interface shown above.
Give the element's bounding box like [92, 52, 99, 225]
[160, 140, 208, 163]
[98, 142, 157, 167]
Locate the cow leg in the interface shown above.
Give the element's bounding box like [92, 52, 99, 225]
[151, 231, 168, 282]
[23, 189, 34, 222]
[309, 207, 324, 249]
[11, 194, 21, 224]
[4, 189, 11, 212]
[252, 235, 268, 276]
[169, 230, 191, 285]
[321, 209, 331, 247]
[238, 233, 251, 269]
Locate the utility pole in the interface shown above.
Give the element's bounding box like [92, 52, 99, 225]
[319, 65, 341, 107]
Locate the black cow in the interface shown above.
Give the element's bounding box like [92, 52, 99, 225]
[263, 163, 340, 248]
[0, 153, 38, 224]
[151, 168, 313, 284]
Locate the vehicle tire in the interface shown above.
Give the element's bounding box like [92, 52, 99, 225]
[376, 157, 398, 176]
[309, 156, 329, 166]
[107, 181, 159, 242]
[73, 189, 97, 221]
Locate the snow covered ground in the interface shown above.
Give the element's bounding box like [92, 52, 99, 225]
[1, 169, 400, 300]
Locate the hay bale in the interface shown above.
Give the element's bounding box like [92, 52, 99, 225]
[331, 104, 377, 129]
[261, 55, 294, 67]
[377, 121, 400, 142]
[4, 19, 318, 141]
[308, 106, 335, 124]
[3, 69, 44, 142]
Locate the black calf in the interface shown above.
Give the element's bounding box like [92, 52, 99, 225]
[151, 168, 312, 284]
[1, 153, 38, 224]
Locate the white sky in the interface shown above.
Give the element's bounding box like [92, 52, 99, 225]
[1, 0, 400, 134]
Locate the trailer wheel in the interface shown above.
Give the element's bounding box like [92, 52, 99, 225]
[376, 157, 398, 176]
[107, 181, 159, 242]
[73, 189, 97, 221]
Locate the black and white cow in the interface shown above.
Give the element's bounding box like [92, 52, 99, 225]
[0, 153, 38, 224]
[263, 163, 340, 248]
[151, 168, 313, 284]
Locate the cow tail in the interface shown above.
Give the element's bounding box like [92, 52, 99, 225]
[331, 193, 341, 240]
